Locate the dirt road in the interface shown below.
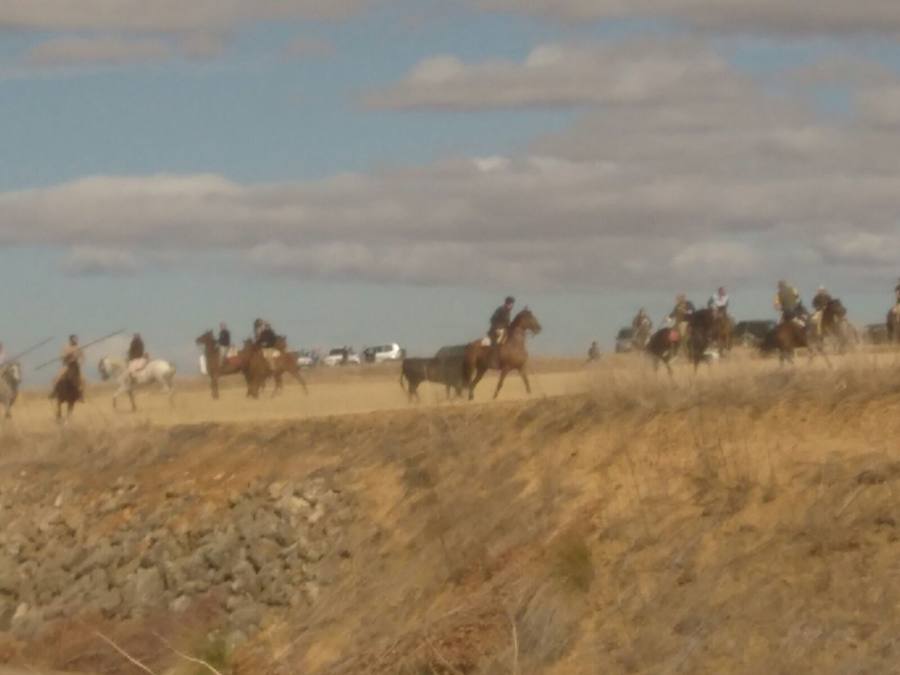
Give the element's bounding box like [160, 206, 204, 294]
[7, 362, 595, 434]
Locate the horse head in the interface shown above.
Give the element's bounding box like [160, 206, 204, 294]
[195, 330, 215, 347]
[513, 307, 542, 335]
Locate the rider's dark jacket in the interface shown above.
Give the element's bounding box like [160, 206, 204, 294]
[218, 329, 231, 349]
[812, 291, 832, 312]
[490, 305, 512, 332]
[257, 328, 277, 349]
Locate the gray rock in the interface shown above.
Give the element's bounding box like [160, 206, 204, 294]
[10, 602, 42, 637]
[124, 567, 165, 611]
[170, 595, 191, 613]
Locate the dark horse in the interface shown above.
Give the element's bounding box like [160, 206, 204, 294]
[52, 360, 82, 423]
[196, 331, 270, 400]
[761, 320, 830, 367]
[463, 308, 542, 400]
[646, 309, 717, 375]
[270, 336, 309, 396]
[887, 306, 900, 344]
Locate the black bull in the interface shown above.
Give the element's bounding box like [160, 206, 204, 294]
[400, 347, 467, 402]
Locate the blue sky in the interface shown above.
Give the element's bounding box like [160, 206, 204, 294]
[2, 0, 900, 375]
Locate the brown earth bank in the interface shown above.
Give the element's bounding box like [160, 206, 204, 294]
[3, 361, 900, 674]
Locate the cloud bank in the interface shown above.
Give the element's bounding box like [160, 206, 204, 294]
[3, 36, 899, 291]
[475, 0, 900, 36]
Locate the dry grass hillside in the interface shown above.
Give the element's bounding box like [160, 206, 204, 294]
[3, 352, 900, 674]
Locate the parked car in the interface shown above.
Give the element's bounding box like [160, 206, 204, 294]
[322, 347, 361, 367]
[734, 320, 776, 347]
[615, 327, 634, 353]
[362, 343, 405, 364]
[295, 350, 319, 369]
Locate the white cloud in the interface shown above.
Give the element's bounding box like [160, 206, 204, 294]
[366, 41, 736, 110]
[0, 1, 369, 33]
[2, 42, 899, 292]
[855, 86, 900, 127]
[475, 0, 900, 36]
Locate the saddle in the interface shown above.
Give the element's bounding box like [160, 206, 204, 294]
[224, 355, 243, 368]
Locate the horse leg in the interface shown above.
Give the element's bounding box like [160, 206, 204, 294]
[469, 365, 487, 401]
[211, 375, 219, 400]
[493, 369, 509, 400]
[292, 371, 309, 395]
[129, 389, 137, 413]
[519, 368, 532, 395]
[271, 373, 282, 398]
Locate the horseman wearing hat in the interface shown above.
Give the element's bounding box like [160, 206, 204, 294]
[811, 285, 833, 336]
[52, 335, 85, 401]
[774, 280, 806, 326]
[487, 297, 515, 365]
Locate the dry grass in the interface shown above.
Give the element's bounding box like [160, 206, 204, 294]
[3, 348, 900, 673]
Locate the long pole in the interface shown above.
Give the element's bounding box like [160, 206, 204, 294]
[6, 337, 54, 364]
[34, 330, 125, 371]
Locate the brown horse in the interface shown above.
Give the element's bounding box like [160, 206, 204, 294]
[196, 331, 270, 399]
[463, 308, 542, 400]
[52, 360, 82, 423]
[711, 313, 734, 356]
[761, 321, 830, 367]
[645, 327, 679, 376]
[270, 337, 309, 396]
[818, 298, 854, 352]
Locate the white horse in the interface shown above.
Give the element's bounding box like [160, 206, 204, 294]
[0, 362, 21, 419]
[98, 356, 176, 411]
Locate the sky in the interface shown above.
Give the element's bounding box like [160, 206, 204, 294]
[2, 0, 900, 375]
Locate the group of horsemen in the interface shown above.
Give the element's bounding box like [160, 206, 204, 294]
[31, 280, 900, 400]
[48, 318, 285, 401]
[628, 280, 893, 350]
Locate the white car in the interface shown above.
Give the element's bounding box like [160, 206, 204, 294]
[322, 348, 361, 367]
[363, 343, 405, 363]
[295, 350, 318, 369]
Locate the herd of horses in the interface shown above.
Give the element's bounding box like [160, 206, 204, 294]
[3, 298, 891, 424]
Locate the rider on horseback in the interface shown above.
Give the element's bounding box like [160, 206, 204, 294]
[669, 294, 695, 339]
[127, 333, 148, 375]
[708, 287, 730, 319]
[631, 308, 653, 348]
[52, 335, 85, 401]
[256, 322, 281, 370]
[489, 297, 515, 365]
[775, 280, 806, 326]
[811, 285, 833, 336]
[218, 322, 234, 358]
